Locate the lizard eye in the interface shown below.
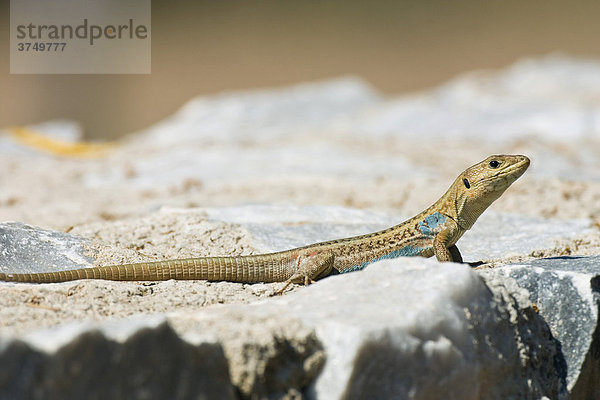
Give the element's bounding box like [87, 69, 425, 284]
[489, 160, 500, 169]
[463, 178, 470, 189]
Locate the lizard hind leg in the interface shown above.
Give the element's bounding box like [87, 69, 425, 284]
[274, 251, 335, 295]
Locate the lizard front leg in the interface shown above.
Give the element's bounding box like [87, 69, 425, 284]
[275, 251, 335, 295]
[433, 228, 463, 263]
[448, 244, 463, 263]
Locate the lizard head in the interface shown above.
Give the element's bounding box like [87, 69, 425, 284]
[452, 154, 530, 229]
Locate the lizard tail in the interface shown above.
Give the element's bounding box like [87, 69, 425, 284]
[0, 255, 294, 283]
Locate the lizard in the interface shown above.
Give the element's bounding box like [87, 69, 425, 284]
[0, 154, 530, 292]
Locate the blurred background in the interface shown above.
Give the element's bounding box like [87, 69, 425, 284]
[1, 0, 600, 140]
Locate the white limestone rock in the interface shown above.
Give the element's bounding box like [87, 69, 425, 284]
[176, 258, 563, 399]
[0, 222, 94, 274]
[350, 55, 600, 144]
[134, 77, 380, 147]
[459, 212, 593, 261]
[0, 316, 235, 400]
[302, 259, 562, 399]
[488, 255, 600, 399]
[175, 314, 325, 399]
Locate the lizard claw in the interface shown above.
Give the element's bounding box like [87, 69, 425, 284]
[272, 274, 318, 296]
[273, 280, 294, 296]
[272, 273, 310, 296]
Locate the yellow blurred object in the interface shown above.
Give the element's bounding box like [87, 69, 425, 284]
[6, 127, 117, 158]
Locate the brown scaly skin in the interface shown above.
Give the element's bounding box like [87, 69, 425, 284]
[0, 155, 530, 291]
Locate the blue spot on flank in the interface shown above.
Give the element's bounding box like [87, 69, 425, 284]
[342, 246, 423, 273]
[418, 212, 446, 237]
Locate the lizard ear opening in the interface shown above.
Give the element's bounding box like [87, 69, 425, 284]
[463, 178, 471, 189]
